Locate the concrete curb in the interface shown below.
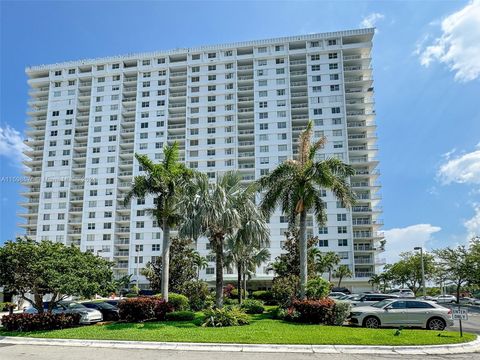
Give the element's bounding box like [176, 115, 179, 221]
[0, 336, 479, 354]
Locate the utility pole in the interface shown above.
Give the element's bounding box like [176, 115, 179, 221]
[414, 247, 426, 297]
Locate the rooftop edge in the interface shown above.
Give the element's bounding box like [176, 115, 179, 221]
[26, 28, 374, 73]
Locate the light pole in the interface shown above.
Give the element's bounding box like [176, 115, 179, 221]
[414, 247, 426, 297]
[135, 245, 140, 289]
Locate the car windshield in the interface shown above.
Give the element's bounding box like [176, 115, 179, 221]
[92, 302, 116, 310]
[371, 299, 393, 308]
[62, 302, 87, 309]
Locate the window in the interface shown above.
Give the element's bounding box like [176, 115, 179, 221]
[260, 145, 269, 153]
[318, 240, 329, 247]
[318, 227, 328, 234]
[333, 129, 342, 136]
[332, 118, 342, 125]
[328, 53, 338, 59]
[406, 301, 434, 309]
[192, 54, 200, 60]
[206, 267, 215, 275]
[338, 239, 348, 247]
[328, 39, 337, 46]
[337, 226, 347, 234]
[259, 123, 268, 130]
[330, 74, 339, 80]
[331, 107, 341, 114]
[312, 75, 321, 82]
[208, 52, 216, 59]
[152, 244, 161, 251]
[337, 214, 347, 221]
[275, 45, 284, 51]
[329, 63, 338, 70]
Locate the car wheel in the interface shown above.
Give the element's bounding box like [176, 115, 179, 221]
[427, 317, 446, 330]
[363, 316, 380, 329]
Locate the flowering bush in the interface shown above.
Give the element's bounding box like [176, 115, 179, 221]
[118, 297, 173, 322]
[1, 313, 80, 332]
[287, 298, 336, 324]
[223, 284, 236, 298]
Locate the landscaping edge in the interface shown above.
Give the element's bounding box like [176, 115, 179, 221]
[0, 335, 478, 354]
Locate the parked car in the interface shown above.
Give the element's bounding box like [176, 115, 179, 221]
[24, 301, 103, 324]
[348, 293, 399, 307]
[331, 287, 351, 294]
[458, 297, 480, 305]
[417, 295, 437, 301]
[328, 292, 346, 299]
[435, 295, 457, 304]
[389, 289, 415, 298]
[82, 301, 119, 321]
[103, 299, 120, 307]
[348, 299, 454, 330]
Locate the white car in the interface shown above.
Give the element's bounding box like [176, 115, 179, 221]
[349, 293, 399, 307]
[459, 297, 480, 305]
[24, 301, 103, 324]
[389, 289, 415, 298]
[435, 295, 457, 304]
[328, 292, 347, 299]
[349, 299, 454, 330]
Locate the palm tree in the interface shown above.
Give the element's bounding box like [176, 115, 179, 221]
[258, 120, 356, 298]
[224, 214, 270, 304]
[180, 171, 259, 308]
[316, 251, 341, 282]
[368, 274, 381, 291]
[242, 247, 270, 300]
[334, 265, 353, 287]
[192, 252, 208, 280]
[124, 143, 193, 301]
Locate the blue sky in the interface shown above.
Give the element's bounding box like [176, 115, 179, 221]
[1, 1, 479, 261]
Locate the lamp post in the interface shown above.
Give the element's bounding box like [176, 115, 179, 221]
[414, 247, 426, 297]
[135, 245, 140, 289]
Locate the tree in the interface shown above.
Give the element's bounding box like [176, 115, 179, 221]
[141, 237, 201, 294]
[180, 171, 262, 308]
[113, 274, 133, 296]
[469, 237, 480, 286]
[258, 120, 356, 298]
[384, 251, 436, 294]
[316, 251, 341, 282]
[124, 143, 193, 302]
[434, 245, 472, 303]
[368, 274, 381, 291]
[268, 229, 318, 278]
[334, 265, 353, 287]
[192, 252, 208, 280]
[0, 238, 113, 313]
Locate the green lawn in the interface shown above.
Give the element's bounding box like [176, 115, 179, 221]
[0, 311, 475, 346]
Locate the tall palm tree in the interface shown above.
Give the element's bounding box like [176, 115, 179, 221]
[334, 264, 353, 287]
[180, 171, 258, 308]
[124, 142, 193, 301]
[368, 274, 381, 291]
[258, 121, 356, 298]
[224, 214, 270, 304]
[242, 247, 270, 300]
[316, 251, 341, 282]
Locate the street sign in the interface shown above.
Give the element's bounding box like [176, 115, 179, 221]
[452, 308, 468, 320]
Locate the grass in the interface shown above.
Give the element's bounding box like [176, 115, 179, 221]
[0, 311, 475, 346]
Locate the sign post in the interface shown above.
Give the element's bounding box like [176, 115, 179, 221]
[452, 307, 468, 337]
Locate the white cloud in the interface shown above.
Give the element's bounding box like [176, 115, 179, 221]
[0, 125, 28, 168]
[383, 224, 442, 263]
[418, 0, 480, 82]
[437, 147, 480, 184]
[360, 13, 385, 28]
[465, 204, 480, 238]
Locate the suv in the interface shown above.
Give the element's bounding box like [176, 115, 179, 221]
[389, 289, 415, 298]
[349, 293, 399, 307]
[349, 299, 454, 330]
[435, 295, 457, 304]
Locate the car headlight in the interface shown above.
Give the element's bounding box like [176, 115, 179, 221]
[351, 312, 363, 316]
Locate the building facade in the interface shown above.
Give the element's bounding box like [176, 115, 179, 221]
[21, 28, 383, 292]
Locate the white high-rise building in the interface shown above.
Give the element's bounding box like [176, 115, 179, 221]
[20, 28, 383, 292]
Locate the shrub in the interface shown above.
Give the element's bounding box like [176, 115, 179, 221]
[272, 275, 299, 308]
[224, 298, 239, 306]
[230, 288, 246, 299]
[165, 311, 195, 322]
[240, 299, 265, 314]
[118, 297, 173, 322]
[164, 293, 189, 311]
[251, 290, 275, 304]
[180, 280, 211, 311]
[125, 293, 137, 298]
[0, 302, 16, 312]
[1, 313, 80, 332]
[332, 300, 351, 326]
[288, 298, 336, 324]
[305, 277, 330, 300]
[223, 284, 235, 298]
[202, 307, 249, 327]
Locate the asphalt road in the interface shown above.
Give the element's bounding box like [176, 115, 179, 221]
[0, 345, 478, 360]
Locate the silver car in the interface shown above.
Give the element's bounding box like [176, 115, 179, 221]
[349, 299, 454, 330]
[349, 293, 399, 307]
[24, 301, 103, 324]
[435, 295, 457, 304]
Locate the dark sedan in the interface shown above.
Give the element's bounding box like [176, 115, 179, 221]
[82, 301, 119, 321]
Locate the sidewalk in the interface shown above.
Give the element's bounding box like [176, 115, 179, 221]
[0, 336, 478, 355]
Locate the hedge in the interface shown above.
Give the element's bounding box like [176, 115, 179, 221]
[1, 313, 80, 332]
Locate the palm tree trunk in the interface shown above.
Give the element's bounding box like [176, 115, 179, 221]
[243, 271, 247, 300]
[338, 276, 343, 287]
[215, 236, 224, 308]
[237, 262, 242, 305]
[299, 210, 308, 299]
[161, 219, 170, 302]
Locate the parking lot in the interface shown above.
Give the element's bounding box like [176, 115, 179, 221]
[447, 305, 480, 334]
